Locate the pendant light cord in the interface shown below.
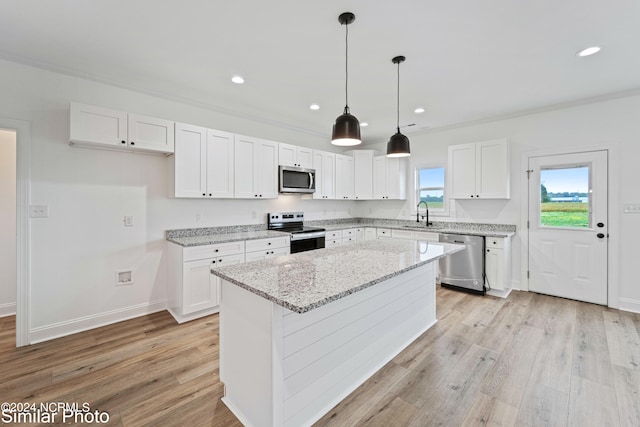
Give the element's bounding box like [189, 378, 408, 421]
[344, 23, 349, 113]
[396, 60, 400, 133]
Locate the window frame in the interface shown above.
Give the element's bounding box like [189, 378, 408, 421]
[414, 163, 448, 216]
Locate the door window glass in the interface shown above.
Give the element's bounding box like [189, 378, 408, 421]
[540, 166, 590, 228]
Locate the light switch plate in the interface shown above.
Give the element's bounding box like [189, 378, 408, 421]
[30, 205, 49, 218]
[623, 204, 640, 214]
[124, 216, 134, 226]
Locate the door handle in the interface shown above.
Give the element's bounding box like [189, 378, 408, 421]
[597, 222, 605, 228]
[597, 233, 605, 239]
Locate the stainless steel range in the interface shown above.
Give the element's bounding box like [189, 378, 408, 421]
[267, 212, 325, 253]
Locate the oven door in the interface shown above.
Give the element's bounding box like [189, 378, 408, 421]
[290, 232, 325, 253]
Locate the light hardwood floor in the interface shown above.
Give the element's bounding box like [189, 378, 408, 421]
[2, 288, 639, 426]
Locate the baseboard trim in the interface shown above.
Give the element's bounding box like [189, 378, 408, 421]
[29, 299, 168, 344]
[619, 298, 640, 314]
[0, 302, 16, 317]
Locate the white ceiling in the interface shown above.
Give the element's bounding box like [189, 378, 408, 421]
[1, 0, 639, 143]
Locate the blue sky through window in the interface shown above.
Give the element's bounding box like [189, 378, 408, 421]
[541, 166, 589, 193]
[419, 167, 445, 187]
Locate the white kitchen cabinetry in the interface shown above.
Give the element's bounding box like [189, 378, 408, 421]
[170, 124, 234, 198]
[392, 229, 440, 242]
[414, 231, 440, 242]
[325, 230, 343, 247]
[245, 236, 290, 262]
[373, 156, 407, 200]
[167, 241, 245, 323]
[485, 236, 512, 297]
[350, 150, 374, 200]
[335, 154, 355, 200]
[279, 143, 313, 169]
[448, 139, 510, 199]
[234, 135, 278, 199]
[70, 102, 174, 155]
[341, 228, 360, 244]
[377, 228, 392, 238]
[364, 228, 377, 241]
[312, 150, 336, 200]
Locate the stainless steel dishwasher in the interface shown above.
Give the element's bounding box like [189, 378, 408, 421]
[438, 233, 485, 294]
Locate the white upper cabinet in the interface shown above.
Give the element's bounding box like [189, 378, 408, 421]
[206, 129, 235, 198]
[278, 143, 313, 169]
[70, 102, 174, 155]
[373, 156, 407, 200]
[449, 138, 510, 199]
[312, 150, 336, 200]
[351, 150, 374, 200]
[335, 154, 354, 200]
[171, 124, 234, 198]
[172, 122, 207, 198]
[127, 113, 174, 153]
[234, 135, 278, 199]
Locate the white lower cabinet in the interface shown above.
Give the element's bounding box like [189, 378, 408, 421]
[377, 228, 392, 238]
[485, 236, 512, 297]
[168, 241, 245, 323]
[392, 229, 440, 242]
[364, 228, 377, 241]
[245, 236, 290, 262]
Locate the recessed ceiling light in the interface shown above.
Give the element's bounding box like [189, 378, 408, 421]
[360, 122, 368, 127]
[414, 107, 425, 114]
[576, 46, 601, 57]
[231, 75, 245, 84]
[309, 104, 320, 110]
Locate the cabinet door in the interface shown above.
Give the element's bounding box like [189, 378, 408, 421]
[335, 155, 346, 199]
[372, 156, 387, 199]
[296, 147, 313, 169]
[255, 139, 278, 199]
[485, 247, 504, 291]
[206, 129, 235, 198]
[210, 253, 245, 305]
[234, 135, 257, 198]
[70, 102, 127, 147]
[364, 228, 377, 241]
[476, 139, 510, 198]
[174, 122, 207, 198]
[182, 258, 218, 314]
[386, 157, 406, 200]
[312, 150, 325, 199]
[449, 143, 477, 199]
[353, 150, 373, 200]
[391, 229, 415, 240]
[322, 152, 336, 199]
[128, 113, 175, 153]
[278, 143, 297, 167]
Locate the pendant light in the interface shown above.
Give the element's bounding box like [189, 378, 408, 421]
[386, 55, 411, 157]
[331, 12, 361, 146]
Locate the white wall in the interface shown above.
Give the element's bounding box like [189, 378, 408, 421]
[0, 129, 16, 316]
[358, 94, 640, 311]
[0, 59, 357, 342]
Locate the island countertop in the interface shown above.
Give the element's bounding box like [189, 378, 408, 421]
[211, 239, 464, 314]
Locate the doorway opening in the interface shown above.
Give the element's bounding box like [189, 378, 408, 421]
[0, 129, 17, 343]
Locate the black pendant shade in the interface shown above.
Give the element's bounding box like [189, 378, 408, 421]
[387, 130, 411, 158]
[332, 12, 361, 146]
[386, 55, 410, 157]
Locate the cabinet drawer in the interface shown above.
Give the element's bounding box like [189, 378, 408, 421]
[245, 236, 290, 253]
[245, 246, 290, 262]
[342, 236, 357, 244]
[183, 241, 245, 262]
[341, 229, 358, 237]
[486, 238, 505, 249]
[325, 238, 342, 247]
[326, 230, 342, 239]
[377, 228, 391, 238]
[209, 253, 245, 269]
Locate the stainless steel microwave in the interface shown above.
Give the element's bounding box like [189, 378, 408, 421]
[279, 165, 316, 194]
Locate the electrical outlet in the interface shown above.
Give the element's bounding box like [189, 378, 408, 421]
[116, 269, 134, 286]
[624, 203, 640, 214]
[123, 216, 134, 227]
[30, 205, 49, 218]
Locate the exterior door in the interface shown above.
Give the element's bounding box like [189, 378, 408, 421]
[528, 150, 608, 304]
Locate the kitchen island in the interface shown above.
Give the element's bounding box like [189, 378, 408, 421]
[211, 238, 464, 427]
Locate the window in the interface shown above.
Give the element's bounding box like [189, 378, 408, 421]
[416, 166, 446, 213]
[540, 165, 590, 228]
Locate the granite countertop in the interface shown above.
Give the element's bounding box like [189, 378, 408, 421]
[321, 222, 515, 238]
[167, 230, 287, 247]
[211, 239, 465, 313]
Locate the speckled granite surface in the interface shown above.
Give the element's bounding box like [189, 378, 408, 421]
[166, 218, 515, 247]
[316, 219, 515, 238]
[211, 239, 465, 313]
[167, 230, 286, 247]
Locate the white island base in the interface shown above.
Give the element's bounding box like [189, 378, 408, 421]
[219, 262, 437, 427]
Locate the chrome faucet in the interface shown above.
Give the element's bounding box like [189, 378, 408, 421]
[416, 201, 433, 227]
